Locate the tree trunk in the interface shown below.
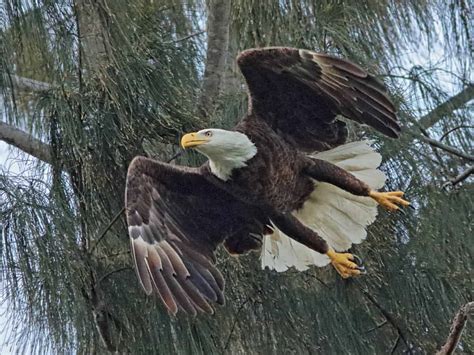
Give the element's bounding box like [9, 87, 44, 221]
[75, 0, 110, 72]
[198, 0, 231, 118]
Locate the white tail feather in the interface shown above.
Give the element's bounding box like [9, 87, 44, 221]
[261, 140, 385, 272]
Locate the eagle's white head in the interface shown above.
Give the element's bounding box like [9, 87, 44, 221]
[181, 128, 257, 181]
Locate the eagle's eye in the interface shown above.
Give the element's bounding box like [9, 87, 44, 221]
[204, 131, 213, 137]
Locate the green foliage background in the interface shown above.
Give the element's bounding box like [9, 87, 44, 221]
[0, 0, 472, 353]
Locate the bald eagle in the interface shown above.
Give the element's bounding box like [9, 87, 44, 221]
[125, 47, 409, 315]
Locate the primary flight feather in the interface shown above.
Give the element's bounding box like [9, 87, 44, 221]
[125, 47, 410, 315]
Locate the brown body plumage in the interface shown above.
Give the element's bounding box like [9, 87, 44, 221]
[232, 116, 314, 211]
[125, 47, 407, 316]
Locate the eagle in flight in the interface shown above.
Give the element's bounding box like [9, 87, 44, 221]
[125, 47, 409, 315]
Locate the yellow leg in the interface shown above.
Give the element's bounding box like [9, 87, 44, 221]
[327, 248, 363, 279]
[369, 190, 410, 211]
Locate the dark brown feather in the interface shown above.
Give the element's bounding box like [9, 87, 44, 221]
[237, 47, 400, 150]
[125, 156, 269, 315]
[184, 261, 219, 302]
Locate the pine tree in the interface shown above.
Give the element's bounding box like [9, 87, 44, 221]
[0, 0, 472, 353]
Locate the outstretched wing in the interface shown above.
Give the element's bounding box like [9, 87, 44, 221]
[237, 47, 399, 151]
[126, 156, 264, 315]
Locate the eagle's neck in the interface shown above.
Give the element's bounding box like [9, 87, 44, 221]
[208, 141, 257, 181]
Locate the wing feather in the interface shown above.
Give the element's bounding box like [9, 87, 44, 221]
[237, 47, 400, 151]
[184, 261, 219, 302]
[131, 237, 153, 295]
[145, 247, 178, 314]
[155, 244, 198, 315]
[126, 156, 267, 315]
[160, 240, 190, 278]
[126, 156, 228, 315]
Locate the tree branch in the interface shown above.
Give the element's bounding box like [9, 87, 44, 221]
[198, 0, 231, 118]
[443, 165, 474, 188]
[0, 122, 52, 164]
[418, 84, 474, 130]
[397, 86, 474, 151]
[6, 74, 51, 92]
[436, 302, 474, 355]
[418, 136, 474, 161]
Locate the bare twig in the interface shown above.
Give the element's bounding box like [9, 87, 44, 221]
[436, 302, 474, 355]
[443, 166, 474, 189]
[162, 30, 206, 44]
[224, 296, 252, 350]
[419, 135, 474, 161]
[98, 267, 132, 285]
[391, 334, 401, 355]
[0, 122, 52, 164]
[356, 283, 412, 352]
[366, 320, 388, 333]
[440, 125, 474, 141]
[89, 207, 126, 254]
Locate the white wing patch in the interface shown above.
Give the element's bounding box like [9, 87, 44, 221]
[261, 140, 386, 272]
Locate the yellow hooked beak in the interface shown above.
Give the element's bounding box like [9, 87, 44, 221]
[180, 132, 210, 149]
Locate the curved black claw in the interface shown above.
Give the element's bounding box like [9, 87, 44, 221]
[353, 254, 367, 275]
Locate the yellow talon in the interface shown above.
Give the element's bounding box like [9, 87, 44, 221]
[327, 249, 362, 279]
[369, 190, 410, 212]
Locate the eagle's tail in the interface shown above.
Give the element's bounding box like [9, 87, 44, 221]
[261, 140, 386, 272]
